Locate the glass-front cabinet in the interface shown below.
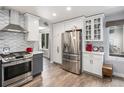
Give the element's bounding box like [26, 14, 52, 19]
[94, 18, 101, 40]
[86, 20, 92, 40]
[85, 14, 104, 41]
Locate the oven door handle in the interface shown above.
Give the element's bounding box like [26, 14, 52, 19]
[2, 58, 32, 67]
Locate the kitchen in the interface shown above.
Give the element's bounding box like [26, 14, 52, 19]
[1, 6, 124, 87]
[0, 8, 45, 87]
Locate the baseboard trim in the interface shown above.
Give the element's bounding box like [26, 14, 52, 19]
[53, 62, 62, 66]
[113, 72, 124, 78]
[43, 56, 50, 60]
[83, 71, 102, 78]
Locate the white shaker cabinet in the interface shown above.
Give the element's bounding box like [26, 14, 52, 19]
[83, 52, 104, 77]
[92, 54, 103, 76]
[52, 22, 65, 64]
[24, 13, 40, 41]
[64, 17, 84, 31]
[83, 53, 92, 72]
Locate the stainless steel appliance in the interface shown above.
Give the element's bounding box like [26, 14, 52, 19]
[0, 51, 33, 87]
[62, 29, 82, 74]
[0, 9, 27, 33]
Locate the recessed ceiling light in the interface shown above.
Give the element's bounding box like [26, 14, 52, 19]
[66, 7, 72, 11]
[39, 26, 47, 30]
[52, 13, 57, 16]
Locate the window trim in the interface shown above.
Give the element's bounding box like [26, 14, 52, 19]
[39, 33, 49, 50]
[107, 27, 124, 61]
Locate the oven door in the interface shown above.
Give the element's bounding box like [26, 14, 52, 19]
[2, 58, 32, 86]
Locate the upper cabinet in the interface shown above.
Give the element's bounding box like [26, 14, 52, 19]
[24, 13, 40, 41]
[64, 17, 84, 31]
[85, 14, 104, 41]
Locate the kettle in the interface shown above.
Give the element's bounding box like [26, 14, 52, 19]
[2, 47, 10, 55]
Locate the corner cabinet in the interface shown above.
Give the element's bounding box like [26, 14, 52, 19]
[85, 14, 104, 41]
[24, 13, 40, 41]
[83, 52, 104, 77]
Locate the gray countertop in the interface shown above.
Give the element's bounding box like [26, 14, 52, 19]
[33, 51, 44, 55]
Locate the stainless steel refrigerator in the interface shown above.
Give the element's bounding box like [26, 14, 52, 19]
[62, 29, 82, 74]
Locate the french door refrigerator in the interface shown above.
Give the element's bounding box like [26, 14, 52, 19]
[62, 29, 82, 74]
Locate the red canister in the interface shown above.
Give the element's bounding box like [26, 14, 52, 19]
[86, 43, 93, 52]
[26, 48, 33, 53]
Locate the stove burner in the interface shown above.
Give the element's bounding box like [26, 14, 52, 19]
[0, 51, 32, 63]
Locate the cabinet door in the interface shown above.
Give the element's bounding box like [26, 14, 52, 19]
[85, 18, 93, 41]
[71, 17, 83, 29]
[33, 53, 43, 76]
[53, 22, 64, 64]
[93, 16, 104, 41]
[85, 14, 104, 41]
[64, 20, 73, 31]
[83, 53, 92, 72]
[92, 54, 103, 76]
[64, 17, 83, 31]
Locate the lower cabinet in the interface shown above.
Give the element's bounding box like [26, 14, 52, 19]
[33, 53, 43, 76]
[0, 60, 2, 87]
[83, 52, 104, 77]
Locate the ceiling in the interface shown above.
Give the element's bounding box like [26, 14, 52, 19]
[5, 6, 124, 23]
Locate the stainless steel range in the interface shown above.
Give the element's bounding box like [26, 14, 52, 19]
[0, 51, 33, 87]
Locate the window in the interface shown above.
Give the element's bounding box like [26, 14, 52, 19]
[108, 25, 124, 57]
[40, 33, 49, 49]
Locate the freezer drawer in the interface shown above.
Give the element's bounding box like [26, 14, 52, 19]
[62, 53, 81, 74]
[62, 59, 70, 71]
[62, 58, 81, 74]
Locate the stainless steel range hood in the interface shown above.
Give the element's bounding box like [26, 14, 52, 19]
[1, 10, 28, 33]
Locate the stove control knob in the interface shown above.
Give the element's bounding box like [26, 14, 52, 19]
[8, 57, 11, 59]
[5, 58, 9, 61]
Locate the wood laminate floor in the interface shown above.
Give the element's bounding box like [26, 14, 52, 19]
[23, 58, 124, 87]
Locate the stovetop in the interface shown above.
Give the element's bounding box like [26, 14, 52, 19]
[0, 51, 32, 63]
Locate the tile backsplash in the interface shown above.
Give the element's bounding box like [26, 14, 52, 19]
[0, 32, 34, 54]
